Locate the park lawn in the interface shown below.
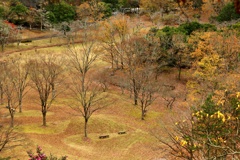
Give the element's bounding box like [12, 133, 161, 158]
[0, 16, 188, 160]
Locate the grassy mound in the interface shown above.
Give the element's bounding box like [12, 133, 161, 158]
[16, 120, 70, 134]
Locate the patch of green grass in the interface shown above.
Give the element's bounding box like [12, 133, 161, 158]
[146, 110, 162, 119]
[16, 120, 70, 134]
[127, 107, 140, 119]
[127, 106, 161, 120]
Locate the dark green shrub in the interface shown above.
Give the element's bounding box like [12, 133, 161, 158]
[200, 23, 217, 31]
[0, 6, 5, 19]
[46, 1, 76, 24]
[228, 22, 240, 32]
[156, 26, 186, 50]
[179, 21, 202, 35]
[216, 2, 240, 22]
[157, 22, 216, 38]
[178, 22, 217, 35]
[161, 26, 187, 36]
[9, 2, 28, 24]
[99, 2, 112, 18]
[102, 0, 119, 8]
[10, 3, 28, 16]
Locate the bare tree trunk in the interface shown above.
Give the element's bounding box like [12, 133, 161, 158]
[18, 92, 23, 113]
[7, 100, 14, 127]
[42, 108, 47, 126]
[0, 86, 3, 105]
[133, 79, 138, 105]
[52, 84, 55, 99]
[84, 118, 88, 138]
[19, 99, 22, 113]
[10, 114, 14, 127]
[141, 106, 146, 120]
[111, 53, 114, 70]
[134, 92, 138, 105]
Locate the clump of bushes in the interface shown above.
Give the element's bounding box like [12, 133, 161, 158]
[216, 2, 240, 22]
[179, 22, 217, 35]
[147, 22, 216, 51]
[46, 1, 76, 24]
[0, 6, 7, 19]
[149, 22, 217, 38]
[228, 22, 240, 32]
[147, 21, 217, 70]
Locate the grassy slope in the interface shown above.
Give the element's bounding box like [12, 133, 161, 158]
[1, 84, 180, 159]
[0, 16, 190, 160]
[0, 65, 187, 160]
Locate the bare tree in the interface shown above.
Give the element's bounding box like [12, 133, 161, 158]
[171, 33, 189, 80]
[9, 57, 30, 113]
[161, 84, 177, 109]
[1, 61, 18, 127]
[3, 83, 17, 128]
[124, 37, 144, 105]
[137, 68, 159, 120]
[100, 20, 118, 71]
[120, 36, 160, 119]
[67, 37, 108, 138]
[27, 55, 63, 126]
[124, 36, 158, 105]
[100, 15, 131, 71]
[0, 126, 22, 153]
[94, 68, 111, 92]
[0, 62, 5, 105]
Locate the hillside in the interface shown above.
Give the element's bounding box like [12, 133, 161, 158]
[0, 0, 240, 160]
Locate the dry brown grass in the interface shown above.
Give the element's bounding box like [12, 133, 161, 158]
[0, 16, 191, 160]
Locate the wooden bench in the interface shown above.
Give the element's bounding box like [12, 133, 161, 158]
[118, 131, 126, 135]
[99, 135, 109, 139]
[21, 39, 32, 43]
